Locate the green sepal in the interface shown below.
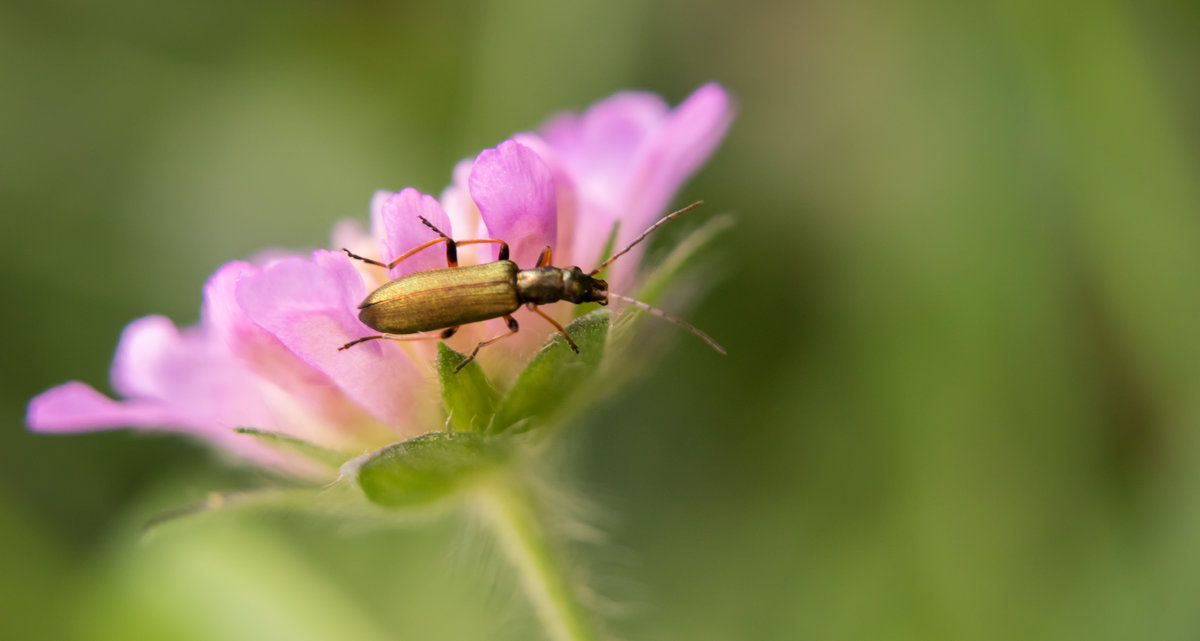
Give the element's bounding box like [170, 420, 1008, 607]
[436, 343, 498, 432]
[355, 432, 510, 509]
[232, 427, 349, 468]
[491, 309, 610, 434]
[633, 213, 734, 305]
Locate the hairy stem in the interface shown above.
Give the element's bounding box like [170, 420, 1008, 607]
[476, 477, 600, 641]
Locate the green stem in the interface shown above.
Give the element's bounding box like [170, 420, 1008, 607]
[476, 476, 600, 641]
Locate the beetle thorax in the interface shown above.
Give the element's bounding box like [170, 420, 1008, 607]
[516, 266, 608, 305]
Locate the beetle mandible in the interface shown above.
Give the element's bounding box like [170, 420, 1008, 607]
[339, 200, 723, 372]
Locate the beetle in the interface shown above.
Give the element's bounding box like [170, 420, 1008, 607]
[339, 200, 723, 371]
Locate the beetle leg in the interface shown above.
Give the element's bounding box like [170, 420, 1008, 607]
[416, 216, 511, 263]
[385, 237, 456, 269]
[455, 315, 519, 373]
[411, 216, 460, 267]
[342, 238, 453, 271]
[534, 246, 552, 268]
[528, 304, 579, 353]
[338, 332, 448, 351]
[456, 239, 510, 262]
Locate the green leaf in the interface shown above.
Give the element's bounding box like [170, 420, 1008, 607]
[491, 309, 610, 434]
[355, 433, 509, 509]
[436, 343, 498, 432]
[233, 427, 349, 468]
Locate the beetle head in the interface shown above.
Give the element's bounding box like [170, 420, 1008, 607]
[563, 267, 608, 305]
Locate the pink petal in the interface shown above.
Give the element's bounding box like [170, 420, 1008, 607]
[27, 381, 176, 433]
[235, 250, 423, 436]
[512, 132, 580, 268]
[379, 188, 454, 279]
[469, 140, 557, 268]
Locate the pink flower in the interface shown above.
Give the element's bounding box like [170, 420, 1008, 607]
[27, 84, 733, 477]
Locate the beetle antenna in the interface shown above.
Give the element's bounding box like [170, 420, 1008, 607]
[589, 201, 705, 276]
[608, 292, 725, 355]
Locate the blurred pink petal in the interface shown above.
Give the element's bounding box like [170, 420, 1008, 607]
[25, 381, 323, 474]
[440, 160, 481, 234]
[331, 218, 372, 254]
[535, 83, 734, 290]
[367, 189, 391, 241]
[540, 91, 669, 218]
[626, 82, 734, 230]
[27, 381, 176, 433]
[202, 261, 270, 355]
[109, 315, 179, 400]
[439, 158, 489, 268]
[109, 315, 276, 432]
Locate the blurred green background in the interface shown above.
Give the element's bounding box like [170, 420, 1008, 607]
[4, 0, 1200, 639]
